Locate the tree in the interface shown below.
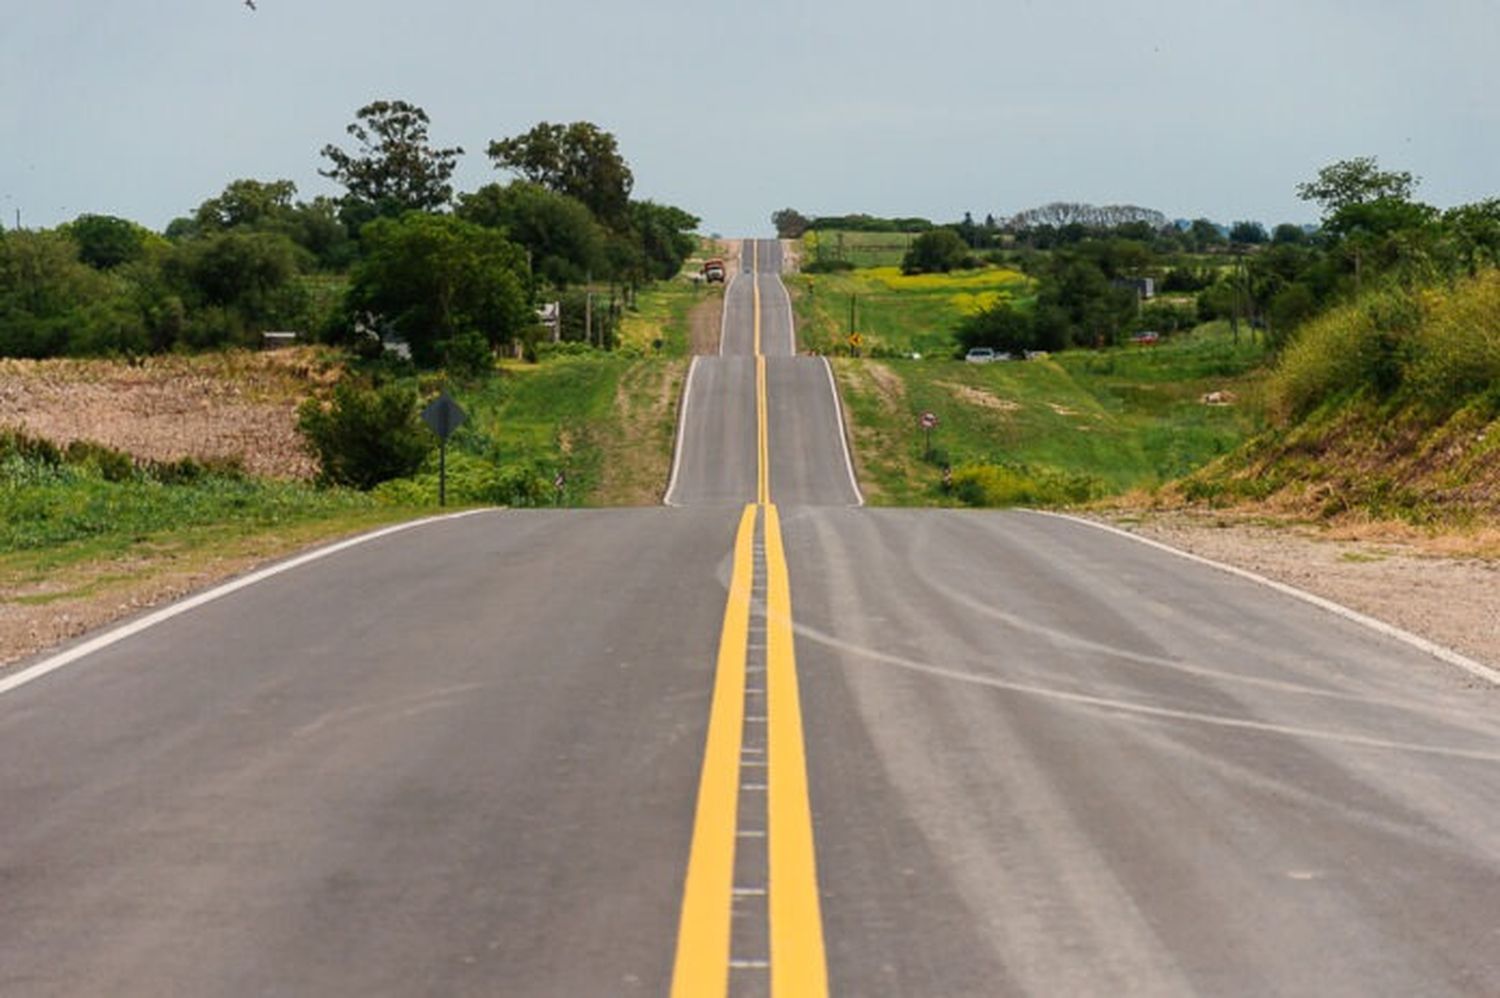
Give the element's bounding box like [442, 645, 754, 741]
[901, 228, 970, 274]
[1442, 199, 1500, 275]
[629, 200, 700, 281]
[320, 100, 463, 217]
[1188, 218, 1225, 250]
[194, 179, 298, 231]
[487, 121, 633, 229]
[1229, 220, 1269, 245]
[456, 182, 605, 288]
[1271, 223, 1307, 245]
[345, 213, 530, 366]
[0, 229, 116, 356]
[164, 230, 309, 338]
[1296, 156, 1416, 219]
[1034, 250, 1137, 347]
[771, 208, 811, 239]
[64, 214, 149, 269]
[956, 303, 1034, 355]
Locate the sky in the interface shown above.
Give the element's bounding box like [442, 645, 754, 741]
[3, 0, 1498, 237]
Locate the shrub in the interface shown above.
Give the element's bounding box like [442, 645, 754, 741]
[901, 229, 971, 275]
[955, 303, 1035, 355]
[297, 379, 434, 489]
[949, 463, 1102, 507]
[1406, 270, 1500, 403]
[802, 259, 855, 274]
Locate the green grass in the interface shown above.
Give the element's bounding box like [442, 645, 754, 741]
[0, 457, 422, 601]
[802, 230, 927, 269]
[618, 274, 716, 356]
[788, 265, 1033, 358]
[835, 323, 1269, 506]
[370, 355, 626, 508]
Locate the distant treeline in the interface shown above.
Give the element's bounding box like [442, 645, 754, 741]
[0, 104, 700, 369]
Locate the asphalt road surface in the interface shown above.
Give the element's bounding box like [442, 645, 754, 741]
[3, 240, 1498, 997]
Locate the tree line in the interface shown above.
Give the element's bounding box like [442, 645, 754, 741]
[776, 159, 1500, 356]
[0, 102, 700, 368]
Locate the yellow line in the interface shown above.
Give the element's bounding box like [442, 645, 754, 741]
[757, 356, 770, 506]
[764, 502, 829, 997]
[671, 503, 758, 998]
[753, 240, 763, 357]
[754, 240, 771, 505]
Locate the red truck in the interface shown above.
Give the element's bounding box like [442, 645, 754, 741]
[701, 258, 726, 283]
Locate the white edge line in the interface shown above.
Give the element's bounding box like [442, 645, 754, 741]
[1032, 510, 1500, 687]
[716, 250, 741, 357]
[819, 357, 866, 508]
[663, 355, 700, 507]
[775, 243, 797, 356]
[0, 509, 493, 698]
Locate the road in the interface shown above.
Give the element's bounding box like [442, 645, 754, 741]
[2, 239, 1499, 996]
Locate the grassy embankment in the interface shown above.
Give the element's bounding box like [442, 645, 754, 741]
[0, 429, 425, 634]
[784, 251, 1269, 506]
[827, 328, 1266, 506]
[1179, 270, 1500, 525]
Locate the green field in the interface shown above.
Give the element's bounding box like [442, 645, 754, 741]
[787, 265, 1032, 358]
[801, 230, 924, 269]
[834, 322, 1269, 506]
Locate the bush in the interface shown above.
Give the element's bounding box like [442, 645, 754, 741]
[802, 258, 855, 273]
[297, 379, 434, 489]
[371, 451, 552, 507]
[956, 303, 1035, 355]
[901, 229, 971, 275]
[1406, 269, 1500, 403]
[949, 463, 1102, 507]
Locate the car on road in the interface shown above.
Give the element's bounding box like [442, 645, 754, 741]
[965, 348, 996, 363]
[1131, 330, 1160, 345]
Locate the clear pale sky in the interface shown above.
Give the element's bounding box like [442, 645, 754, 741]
[4, 0, 1497, 236]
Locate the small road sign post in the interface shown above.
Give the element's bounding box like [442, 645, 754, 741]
[421, 392, 467, 507]
[920, 410, 939, 460]
[554, 470, 566, 507]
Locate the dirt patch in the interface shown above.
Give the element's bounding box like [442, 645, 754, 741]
[688, 294, 723, 355]
[1094, 507, 1500, 674]
[936, 380, 1020, 412]
[0, 350, 337, 478]
[864, 362, 908, 410]
[1048, 402, 1080, 416]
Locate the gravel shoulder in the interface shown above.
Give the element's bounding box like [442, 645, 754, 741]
[1092, 508, 1500, 675]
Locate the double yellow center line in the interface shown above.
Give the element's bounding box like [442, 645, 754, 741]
[672, 243, 828, 997]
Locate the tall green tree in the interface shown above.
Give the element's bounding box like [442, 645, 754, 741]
[487, 121, 633, 229]
[194, 179, 299, 231]
[771, 208, 811, 239]
[456, 182, 605, 288]
[345, 213, 530, 366]
[320, 100, 463, 217]
[63, 214, 150, 269]
[1296, 156, 1416, 220]
[629, 200, 700, 281]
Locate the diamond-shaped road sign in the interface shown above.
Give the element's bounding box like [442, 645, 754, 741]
[421, 392, 467, 441]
